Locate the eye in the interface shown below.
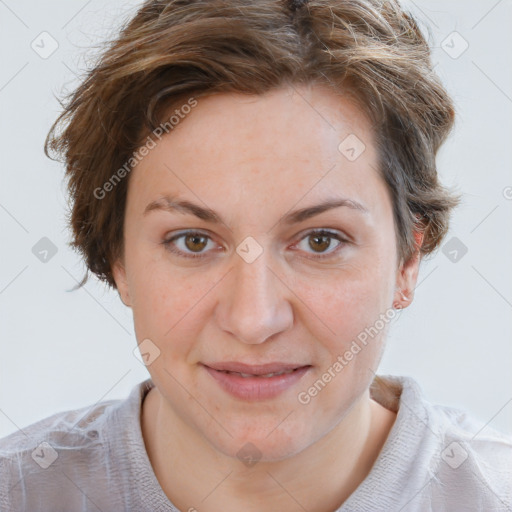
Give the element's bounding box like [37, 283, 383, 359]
[162, 228, 349, 260]
[293, 229, 348, 259]
[162, 230, 216, 259]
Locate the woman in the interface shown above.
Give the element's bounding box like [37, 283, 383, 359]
[1, 0, 511, 510]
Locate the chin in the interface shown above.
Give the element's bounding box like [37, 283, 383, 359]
[205, 417, 318, 464]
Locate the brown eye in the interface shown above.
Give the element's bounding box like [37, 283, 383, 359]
[308, 233, 332, 253]
[294, 229, 348, 259]
[184, 233, 208, 252]
[163, 231, 215, 259]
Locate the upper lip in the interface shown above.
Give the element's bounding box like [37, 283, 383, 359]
[202, 362, 311, 375]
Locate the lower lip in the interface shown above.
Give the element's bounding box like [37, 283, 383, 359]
[202, 365, 311, 401]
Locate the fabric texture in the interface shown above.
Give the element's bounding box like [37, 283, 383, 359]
[1, 375, 511, 511]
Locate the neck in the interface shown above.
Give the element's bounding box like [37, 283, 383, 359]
[141, 386, 396, 512]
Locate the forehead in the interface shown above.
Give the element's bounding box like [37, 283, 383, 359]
[156, 84, 375, 159]
[128, 84, 388, 219]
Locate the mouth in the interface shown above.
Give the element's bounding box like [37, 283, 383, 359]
[201, 362, 312, 400]
[202, 361, 311, 375]
[216, 368, 301, 378]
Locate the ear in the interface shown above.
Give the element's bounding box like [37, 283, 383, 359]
[393, 231, 424, 309]
[112, 259, 132, 308]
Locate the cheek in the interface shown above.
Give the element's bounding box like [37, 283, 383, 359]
[128, 257, 218, 345]
[298, 273, 393, 418]
[295, 262, 392, 344]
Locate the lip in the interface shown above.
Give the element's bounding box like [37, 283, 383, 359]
[201, 362, 312, 401]
[203, 361, 309, 375]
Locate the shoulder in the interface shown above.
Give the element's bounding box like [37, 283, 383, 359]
[363, 375, 512, 510]
[0, 378, 153, 457]
[401, 376, 512, 508]
[428, 402, 512, 502]
[0, 397, 119, 458]
[0, 379, 152, 511]
[0, 397, 121, 492]
[426, 393, 512, 464]
[0, 399, 115, 510]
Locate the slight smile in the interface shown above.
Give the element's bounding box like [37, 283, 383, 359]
[201, 362, 313, 401]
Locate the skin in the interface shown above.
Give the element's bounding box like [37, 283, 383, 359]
[112, 84, 421, 512]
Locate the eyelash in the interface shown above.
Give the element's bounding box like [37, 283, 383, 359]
[161, 229, 349, 260]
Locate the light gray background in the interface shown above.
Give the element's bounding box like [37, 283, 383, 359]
[1, 0, 511, 439]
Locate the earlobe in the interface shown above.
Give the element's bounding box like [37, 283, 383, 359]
[393, 289, 409, 310]
[393, 231, 424, 309]
[112, 260, 131, 308]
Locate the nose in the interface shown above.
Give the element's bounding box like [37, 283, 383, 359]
[215, 249, 293, 345]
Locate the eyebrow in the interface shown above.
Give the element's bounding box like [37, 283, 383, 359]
[143, 195, 369, 225]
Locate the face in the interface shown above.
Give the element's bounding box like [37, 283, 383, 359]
[113, 84, 419, 462]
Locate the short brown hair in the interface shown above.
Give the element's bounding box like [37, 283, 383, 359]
[45, 0, 461, 291]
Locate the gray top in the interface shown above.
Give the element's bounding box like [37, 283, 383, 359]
[1, 375, 511, 511]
